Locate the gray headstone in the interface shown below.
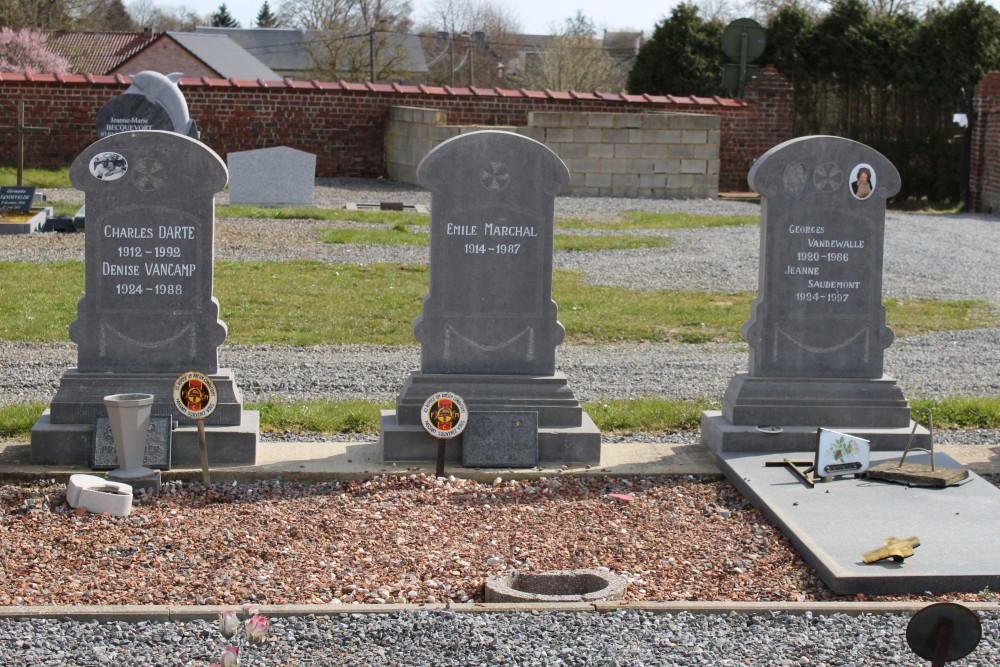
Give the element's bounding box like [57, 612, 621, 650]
[68, 130, 228, 374]
[96, 71, 198, 139]
[701, 136, 927, 455]
[414, 130, 569, 375]
[462, 411, 538, 468]
[744, 136, 900, 378]
[227, 146, 316, 206]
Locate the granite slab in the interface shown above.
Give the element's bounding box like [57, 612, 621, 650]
[716, 449, 1000, 594]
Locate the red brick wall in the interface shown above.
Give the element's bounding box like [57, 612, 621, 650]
[970, 71, 1000, 213]
[0, 66, 794, 193]
[110, 40, 218, 78]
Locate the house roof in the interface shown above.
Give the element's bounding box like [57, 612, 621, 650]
[163, 32, 281, 80]
[194, 27, 319, 72]
[46, 31, 155, 75]
[194, 26, 428, 76]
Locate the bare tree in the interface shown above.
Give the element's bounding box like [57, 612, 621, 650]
[521, 13, 621, 92]
[418, 0, 521, 87]
[0, 0, 74, 30]
[125, 0, 206, 31]
[281, 0, 415, 82]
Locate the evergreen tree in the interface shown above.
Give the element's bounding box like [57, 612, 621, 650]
[626, 4, 724, 96]
[210, 3, 240, 28]
[255, 1, 279, 28]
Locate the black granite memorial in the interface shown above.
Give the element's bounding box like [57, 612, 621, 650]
[96, 71, 198, 139]
[0, 185, 35, 212]
[381, 130, 601, 464]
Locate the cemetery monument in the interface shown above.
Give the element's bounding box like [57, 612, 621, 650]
[30, 130, 258, 466]
[698, 136, 1000, 597]
[96, 71, 198, 139]
[381, 130, 601, 466]
[228, 146, 316, 206]
[702, 135, 928, 453]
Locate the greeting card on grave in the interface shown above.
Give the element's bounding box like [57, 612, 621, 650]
[814, 428, 870, 480]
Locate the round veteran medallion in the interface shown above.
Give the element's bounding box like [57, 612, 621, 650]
[420, 391, 468, 439]
[173, 371, 218, 421]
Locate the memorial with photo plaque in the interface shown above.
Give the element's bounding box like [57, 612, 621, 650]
[381, 130, 600, 464]
[702, 135, 928, 453]
[31, 130, 258, 467]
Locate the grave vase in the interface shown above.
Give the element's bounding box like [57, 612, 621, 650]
[103, 393, 154, 478]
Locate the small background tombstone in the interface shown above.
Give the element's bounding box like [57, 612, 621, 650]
[381, 130, 600, 465]
[702, 135, 927, 454]
[31, 130, 257, 466]
[96, 71, 198, 138]
[227, 146, 316, 206]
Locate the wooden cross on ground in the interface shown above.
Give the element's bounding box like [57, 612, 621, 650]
[0, 100, 51, 186]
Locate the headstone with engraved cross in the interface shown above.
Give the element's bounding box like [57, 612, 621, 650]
[381, 130, 601, 465]
[31, 130, 258, 467]
[702, 135, 928, 454]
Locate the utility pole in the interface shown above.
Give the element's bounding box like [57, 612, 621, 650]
[369, 29, 376, 83]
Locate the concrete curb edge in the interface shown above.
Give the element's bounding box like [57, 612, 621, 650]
[2, 600, 997, 622]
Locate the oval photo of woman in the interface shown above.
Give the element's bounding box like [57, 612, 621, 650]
[850, 163, 875, 200]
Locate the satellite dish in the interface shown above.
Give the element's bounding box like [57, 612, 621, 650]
[722, 18, 766, 63]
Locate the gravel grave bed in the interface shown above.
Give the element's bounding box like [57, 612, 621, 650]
[2, 474, 998, 608]
[4, 179, 999, 612]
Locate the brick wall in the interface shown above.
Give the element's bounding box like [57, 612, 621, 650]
[0, 66, 794, 194]
[110, 41, 217, 78]
[387, 107, 721, 197]
[970, 72, 1000, 213]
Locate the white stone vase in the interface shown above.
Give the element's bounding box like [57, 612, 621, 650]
[103, 393, 155, 478]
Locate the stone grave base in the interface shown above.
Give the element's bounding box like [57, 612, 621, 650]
[380, 410, 601, 464]
[0, 207, 51, 234]
[45, 368, 246, 426]
[713, 449, 1000, 594]
[31, 410, 260, 467]
[701, 411, 931, 453]
[380, 371, 601, 464]
[721, 374, 913, 427]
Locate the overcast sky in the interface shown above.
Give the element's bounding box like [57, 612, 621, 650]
[193, 0, 671, 36]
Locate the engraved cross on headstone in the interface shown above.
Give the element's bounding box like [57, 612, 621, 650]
[0, 100, 51, 186]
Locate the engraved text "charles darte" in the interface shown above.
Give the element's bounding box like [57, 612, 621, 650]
[103, 225, 196, 239]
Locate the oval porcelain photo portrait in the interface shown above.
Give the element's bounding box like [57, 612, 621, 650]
[850, 163, 875, 200]
[90, 152, 128, 181]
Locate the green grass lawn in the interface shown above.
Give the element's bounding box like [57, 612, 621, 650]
[0, 261, 994, 345]
[0, 166, 71, 189]
[317, 226, 673, 252]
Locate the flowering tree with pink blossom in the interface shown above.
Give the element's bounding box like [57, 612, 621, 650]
[0, 28, 70, 73]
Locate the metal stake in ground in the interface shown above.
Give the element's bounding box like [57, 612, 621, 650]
[173, 371, 219, 485]
[420, 391, 468, 477]
[0, 100, 51, 186]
